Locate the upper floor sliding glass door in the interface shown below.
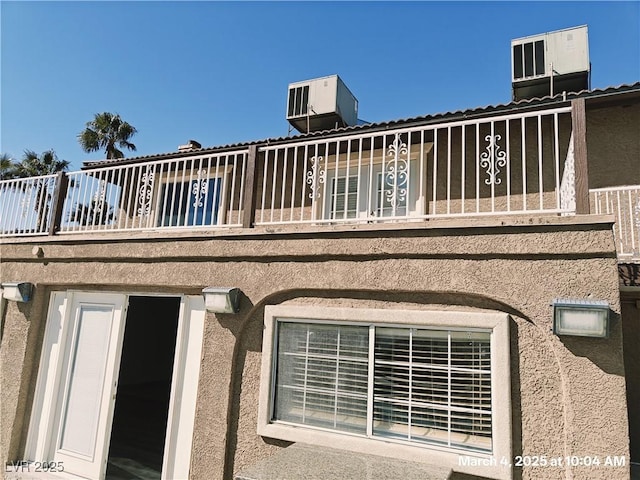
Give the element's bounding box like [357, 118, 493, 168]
[158, 177, 222, 227]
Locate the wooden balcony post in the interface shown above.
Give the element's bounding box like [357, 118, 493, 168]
[571, 98, 590, 214]
[48, 171, 69, 235]
[242, 145, 259, 228]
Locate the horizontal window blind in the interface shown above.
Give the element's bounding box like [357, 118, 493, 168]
[330, 176, 359, 219]
[374, 328, 491, 452]
[274, 323, 369, 434]
[273, 321, 492, 453]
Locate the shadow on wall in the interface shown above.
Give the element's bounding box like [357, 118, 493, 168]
[558, 312, 625, 377]
[8, 290, 47, 464]
[510, 325, 524, 480]
[222, 296, 293, 480]
[222, 288, 530, 480]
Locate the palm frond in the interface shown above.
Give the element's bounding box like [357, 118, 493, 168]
[78, 112, 138, 160]
[0, 153, 16, 179]
[9, 150, 69, 178]
[69, 199, 115, 226]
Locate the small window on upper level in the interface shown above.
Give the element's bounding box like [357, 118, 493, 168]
[324, 164, 416, 221]
[330, 175, 359, 220]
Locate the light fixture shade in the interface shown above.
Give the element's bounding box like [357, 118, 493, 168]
[202, 287, 241, 314]
[2, 282, 33, 303]
[552, 298, 609, 338]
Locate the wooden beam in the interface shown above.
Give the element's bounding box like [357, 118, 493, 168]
[48, 171, 69, 235]
[571, 98, 590, 214]
[242, 145, 259, 228]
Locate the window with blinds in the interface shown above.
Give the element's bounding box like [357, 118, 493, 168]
[330, 176, 359, 219]
[328, 173, 409, 220]
[273, 321, 493, 453]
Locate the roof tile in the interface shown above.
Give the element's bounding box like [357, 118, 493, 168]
[82, 82, 640, 169]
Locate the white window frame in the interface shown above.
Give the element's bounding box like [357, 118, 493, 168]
[258, 305, 512, 480]
[323, 163, 421, 221]
[314, 142, 433, 222]
[328, 174, 360, 220]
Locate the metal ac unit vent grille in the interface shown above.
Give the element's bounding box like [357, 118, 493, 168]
[287, 85, 310, 118]
[286, 75, 358, 133]
[513, 40, 545, 80]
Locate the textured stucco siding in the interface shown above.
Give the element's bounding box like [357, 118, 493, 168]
[587, 102, 640, 189]
[0, 216, 630, 480]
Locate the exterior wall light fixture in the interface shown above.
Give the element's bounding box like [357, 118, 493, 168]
[202, 287, 241, 314]
[552, 298, 610, 338]
[2, 282, 34, 303]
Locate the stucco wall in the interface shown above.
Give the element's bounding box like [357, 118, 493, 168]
[0, 215, 629, 480]
[587, 102, 640, 189]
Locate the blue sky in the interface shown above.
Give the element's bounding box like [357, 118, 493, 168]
[2, 1, 639, 171]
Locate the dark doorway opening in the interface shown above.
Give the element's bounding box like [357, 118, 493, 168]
[106, 296, 180, 480]
[621, 295, 640, 479]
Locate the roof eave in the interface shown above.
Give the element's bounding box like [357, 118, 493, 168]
[81, 82, 640, 170]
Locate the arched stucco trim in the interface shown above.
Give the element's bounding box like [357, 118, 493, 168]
[222, 288, 574, 480]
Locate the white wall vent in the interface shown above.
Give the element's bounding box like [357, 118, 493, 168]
[511, 25, 590, 100]
[286, 75, 358, 134]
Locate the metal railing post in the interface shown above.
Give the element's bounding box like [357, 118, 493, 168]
[48, 171, 69, 235]
[242, 145, 259, 228]
[571, 98, 590, 214]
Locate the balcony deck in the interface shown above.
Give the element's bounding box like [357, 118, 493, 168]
[1, 103, 638, 264]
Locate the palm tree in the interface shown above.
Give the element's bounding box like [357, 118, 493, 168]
[0, 153, 15, 179]
[78, 112, 138, 159]
[2, 150, 70, 232]
[69, 196, 115, 226]
[9, 150, 70, 178]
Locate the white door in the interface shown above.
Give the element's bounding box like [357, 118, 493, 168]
[161, 295, 205, 479]
[25, 292, 205, 480]
[52, 292, 127, 480]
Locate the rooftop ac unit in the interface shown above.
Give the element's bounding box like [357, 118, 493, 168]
[286, 75, 358, 134]
[511, 25, 590, 100]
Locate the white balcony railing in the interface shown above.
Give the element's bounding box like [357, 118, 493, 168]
[1, 106, 637, 264]
[0, 106, 578, 237]
[57, 150, 247, 234]
[255, 106, 574, 225]
[0, 175, 58, 236]
[591, 185, 640, 262]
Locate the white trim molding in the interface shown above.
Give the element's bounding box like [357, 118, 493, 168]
[258, 305, 513, 480]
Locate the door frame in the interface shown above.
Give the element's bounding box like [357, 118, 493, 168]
[24, 290, 206, 480]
